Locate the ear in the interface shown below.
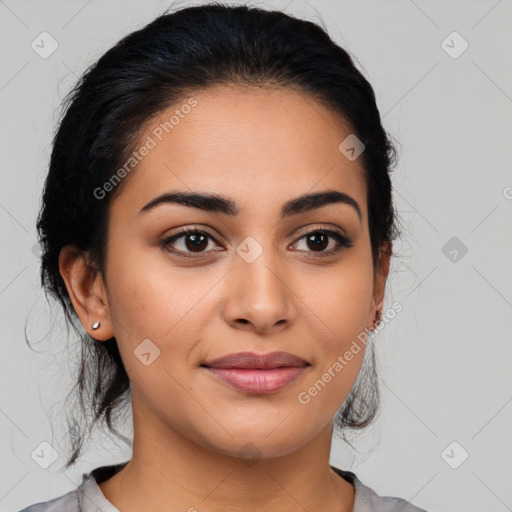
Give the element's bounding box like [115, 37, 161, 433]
[58, 245, 114, 341]
[368, 240, 392, 331]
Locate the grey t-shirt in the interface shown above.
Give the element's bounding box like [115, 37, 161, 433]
[17, 462, 430, 512]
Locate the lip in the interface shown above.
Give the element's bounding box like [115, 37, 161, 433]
[202, 351, 309, 369]
[204, 366, 308, 394]
[201, 351, 310, 394]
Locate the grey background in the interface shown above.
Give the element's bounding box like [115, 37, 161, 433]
[1, 1, 511, 511]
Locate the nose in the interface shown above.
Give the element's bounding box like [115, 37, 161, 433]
[221, 246, 297, 334]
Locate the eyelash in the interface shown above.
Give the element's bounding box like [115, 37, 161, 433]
[160, 227, 353, 259]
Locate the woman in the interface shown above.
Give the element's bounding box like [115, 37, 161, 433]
[20, 3, 430, 511]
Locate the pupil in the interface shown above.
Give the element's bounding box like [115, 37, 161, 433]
[186, 233, 208, 251]
[308, 233, 328, 251]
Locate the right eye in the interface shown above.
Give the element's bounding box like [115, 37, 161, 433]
[160, 228, 222, 258]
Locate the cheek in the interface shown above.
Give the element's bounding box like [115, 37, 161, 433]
[104, 252, 212, 420]
[299, 256, 374, 346]
[104, 246, 228, 406]
[105, 241, 216, 340]
[292, 258, 373, 413]
[295, 290, 369, 423]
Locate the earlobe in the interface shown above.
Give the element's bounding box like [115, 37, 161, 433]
[58, 245, 113, 341]
[369, 241, 392, 331]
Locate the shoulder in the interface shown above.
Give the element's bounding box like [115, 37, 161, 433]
[16, 488, 79, 512]
[16, 463, 127, 512]
[331, 465, 431, 512]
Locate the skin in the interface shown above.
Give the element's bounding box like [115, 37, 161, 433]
[59, 84, 391, 512]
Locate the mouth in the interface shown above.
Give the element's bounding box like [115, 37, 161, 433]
[200, 351, 311, 394]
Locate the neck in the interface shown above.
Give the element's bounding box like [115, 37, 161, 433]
[98, 390, 355, 512]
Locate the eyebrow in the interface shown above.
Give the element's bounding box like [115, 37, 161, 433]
[138, 189, 362, 222]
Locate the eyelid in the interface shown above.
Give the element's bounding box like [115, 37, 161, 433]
[292, 223, 347, 239]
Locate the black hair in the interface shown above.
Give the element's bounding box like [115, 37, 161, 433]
[32, 1, 401, 469]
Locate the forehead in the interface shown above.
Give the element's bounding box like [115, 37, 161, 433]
[110, 85, 367, 221]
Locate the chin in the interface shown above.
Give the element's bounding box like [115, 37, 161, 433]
[201, 426, 312, 462]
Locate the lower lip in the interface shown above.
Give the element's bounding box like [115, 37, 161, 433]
[203, 366, 308, 394]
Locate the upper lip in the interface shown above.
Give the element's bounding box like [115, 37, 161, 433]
[202, 351, 310, 369]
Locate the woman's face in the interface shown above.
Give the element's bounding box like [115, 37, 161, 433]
[67, 85, 389, 459]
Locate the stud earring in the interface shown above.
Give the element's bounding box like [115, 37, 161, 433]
[92, 321, 100, 330]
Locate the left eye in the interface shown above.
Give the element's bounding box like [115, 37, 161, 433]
[293, 229, 353, 257]
[161, 228, 352, 258]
